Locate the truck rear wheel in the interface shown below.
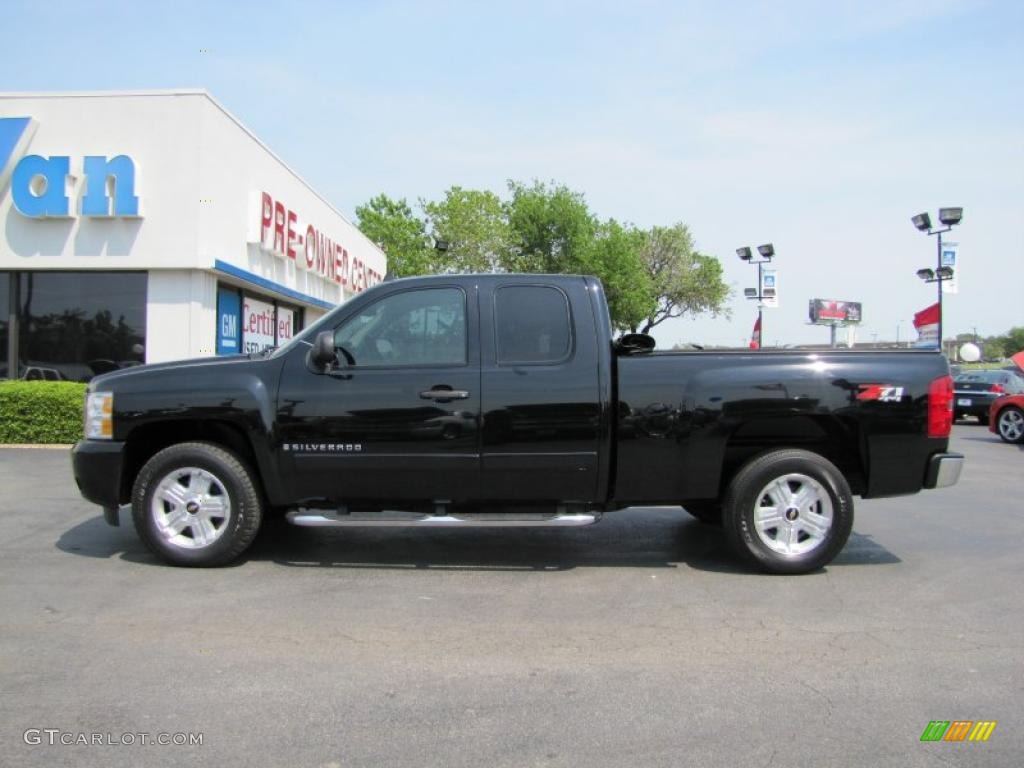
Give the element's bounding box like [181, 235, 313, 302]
[131, 441, 263, 567]
[722, 449, 853, 574]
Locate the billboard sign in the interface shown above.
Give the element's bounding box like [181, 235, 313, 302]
[809, 299, 863, 325]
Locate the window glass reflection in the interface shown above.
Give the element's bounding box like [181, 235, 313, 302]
[17, 272, 147, 382]
[0, 273, 8, 378]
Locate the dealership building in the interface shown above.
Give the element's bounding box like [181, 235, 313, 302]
[0, 90, 386, 381]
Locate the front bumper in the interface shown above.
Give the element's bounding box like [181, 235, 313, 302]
[923, 452, 964, 489]
[71, 440, 126, 522]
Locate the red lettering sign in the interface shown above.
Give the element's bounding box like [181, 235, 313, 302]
[255, 191, 384, 294]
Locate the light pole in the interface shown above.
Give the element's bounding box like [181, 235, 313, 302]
[912, 207, 962, 353]
[737, 243, 775, 349]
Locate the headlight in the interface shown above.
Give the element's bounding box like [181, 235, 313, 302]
[85, 392, 114, 439]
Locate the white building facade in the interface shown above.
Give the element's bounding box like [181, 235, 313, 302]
[0, 90, 386, 380]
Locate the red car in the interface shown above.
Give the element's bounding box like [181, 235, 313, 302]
[990, 394, 1024, 443]
[989, 352, 1024, 444]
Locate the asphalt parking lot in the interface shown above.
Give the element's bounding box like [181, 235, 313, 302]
[1, 424, 1020, 767]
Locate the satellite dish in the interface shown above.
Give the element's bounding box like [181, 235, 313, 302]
[959, 342, 981, 363]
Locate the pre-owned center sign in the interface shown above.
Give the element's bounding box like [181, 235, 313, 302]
[248, 190, 383, 293]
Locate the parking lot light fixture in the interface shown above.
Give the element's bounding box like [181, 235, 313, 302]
[738, 243, 776, 349]
[912, 207, 963, 353]
[938, 207, 963, 226]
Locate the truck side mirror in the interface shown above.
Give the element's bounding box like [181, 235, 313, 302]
[615, 333, 656, 355]
[310, 331, 338, 371]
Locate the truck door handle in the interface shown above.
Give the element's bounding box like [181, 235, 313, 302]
[419, 387, 470, 402]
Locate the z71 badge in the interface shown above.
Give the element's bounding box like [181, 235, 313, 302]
[856, 385, 904, 402]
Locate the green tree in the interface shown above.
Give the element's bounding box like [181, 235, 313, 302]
[505, 180, 597, 273]
[584, 220, 655, 331]
[422, 187, 510, 273]
[632, 223, 730, 334]
[354, 194, 432, 277]
[1001, 327, 1024, 357]
[981, 337, 1004, 359]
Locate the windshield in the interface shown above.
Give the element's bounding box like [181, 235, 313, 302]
[955, 371, 1007, 384]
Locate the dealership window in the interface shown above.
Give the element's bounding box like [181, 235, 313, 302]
[216, 282, 303, 356]
[1, 273, 9, 379]
[11, 272, 147, 382]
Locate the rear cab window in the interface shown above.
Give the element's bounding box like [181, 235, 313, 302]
[494, 285, 573, 365]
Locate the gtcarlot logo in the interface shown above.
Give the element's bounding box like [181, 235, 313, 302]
[920, 720, 997, 742]
[23, 729, 203, 746]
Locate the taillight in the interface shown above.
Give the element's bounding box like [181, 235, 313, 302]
[928, 375, 953, 438]
[990, 383, 1005, 394]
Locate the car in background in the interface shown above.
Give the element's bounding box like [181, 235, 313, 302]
[953, 369, 1024, 423]
[21, 366, 69, 381]
[990, 394, 1024, 444]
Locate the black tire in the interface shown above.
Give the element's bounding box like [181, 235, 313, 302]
[995, 406, 1024, 444]
[131, 441, 264, 567]
[684, 502, 723, 526]
[722, 449, 853, 575]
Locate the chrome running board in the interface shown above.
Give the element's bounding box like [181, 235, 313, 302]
[286, 509, 600, 528]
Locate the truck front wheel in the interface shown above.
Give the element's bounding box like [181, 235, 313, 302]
[722, 449, 853, 574]
[131, 442, 264, 567]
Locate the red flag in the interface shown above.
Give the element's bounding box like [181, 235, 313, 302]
[750, 315, 761, 349]
[913, 302, 940, 348]
[913, 303, 940, 328]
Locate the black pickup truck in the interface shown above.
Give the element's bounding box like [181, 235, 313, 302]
[72, 274, 963, 573]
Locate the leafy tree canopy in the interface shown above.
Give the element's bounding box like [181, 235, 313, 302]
[354, 194, 432, 277]
[422, 187, 509, 273]
[354, 181, 730, 333]
[633, 223, 731, 334]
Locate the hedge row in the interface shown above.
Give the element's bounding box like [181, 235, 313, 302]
[0, 381, 87, 444]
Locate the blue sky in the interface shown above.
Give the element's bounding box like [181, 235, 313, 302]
[4, 0, 1022, 346]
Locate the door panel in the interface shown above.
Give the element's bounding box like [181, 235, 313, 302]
[276, 284, 480, 503]
[479, 281, 602, 502]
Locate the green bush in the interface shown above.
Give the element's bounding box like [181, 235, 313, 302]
[0, 381, 87, 444]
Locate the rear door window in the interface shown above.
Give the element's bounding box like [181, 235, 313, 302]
[494, 285, 572, 364]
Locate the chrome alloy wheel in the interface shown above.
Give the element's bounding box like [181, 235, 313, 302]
[150, 467, 232, 549]
[998, 409, 1024, 442]
[753, 473, 833, 556]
